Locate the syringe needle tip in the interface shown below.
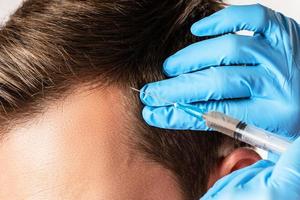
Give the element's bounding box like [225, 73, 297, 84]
[130, 87, 141, 93]
[130, 87, 148, 97]
[129, 86, 175, 105]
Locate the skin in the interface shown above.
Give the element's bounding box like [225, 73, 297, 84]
[0, 86, 182, 200]
[0, 85, 261, 200]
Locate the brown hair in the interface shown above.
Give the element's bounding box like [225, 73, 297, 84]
[0, 0, 243, 199]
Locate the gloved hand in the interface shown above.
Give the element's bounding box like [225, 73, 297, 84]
[200, 136, 300, 200]
[140, 4, 300, 140]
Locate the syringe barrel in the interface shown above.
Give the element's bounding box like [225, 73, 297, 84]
[203, 111, 291, 154]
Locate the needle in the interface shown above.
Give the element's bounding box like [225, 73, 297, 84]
[130, 87, 175, 105]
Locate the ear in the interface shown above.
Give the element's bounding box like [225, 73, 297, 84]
[207, 148, 262, 189]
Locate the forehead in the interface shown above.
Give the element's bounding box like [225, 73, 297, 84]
[0, 86, 134, 197]
[5, 85, 129, 154]
[0, 85, 182, 200]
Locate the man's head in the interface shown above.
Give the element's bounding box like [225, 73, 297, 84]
[0, 0, 261, 199]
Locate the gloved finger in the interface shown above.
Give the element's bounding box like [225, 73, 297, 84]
[141, 65, 267, 107]
[271, 136, 300, 189]
[202, 160, 273, 200]
[209, 170, 275, 200]
[163, 34, 263, 77]
[267, 152, 280, 163]
[191, 4, 272, 37]
[142, 104, 209, 130]
[142, 99, 251, 130]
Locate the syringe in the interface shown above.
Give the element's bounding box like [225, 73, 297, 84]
[130, 87, 291, 155]
[174, 103, 291, 154]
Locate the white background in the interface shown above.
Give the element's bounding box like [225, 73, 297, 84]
[0, 0, 300, 24]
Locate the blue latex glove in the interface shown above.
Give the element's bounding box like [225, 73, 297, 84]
[140, 4, 300, 140]
[200, 136, 300, 200]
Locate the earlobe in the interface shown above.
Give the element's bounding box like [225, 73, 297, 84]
[207, 147, 262, 189]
